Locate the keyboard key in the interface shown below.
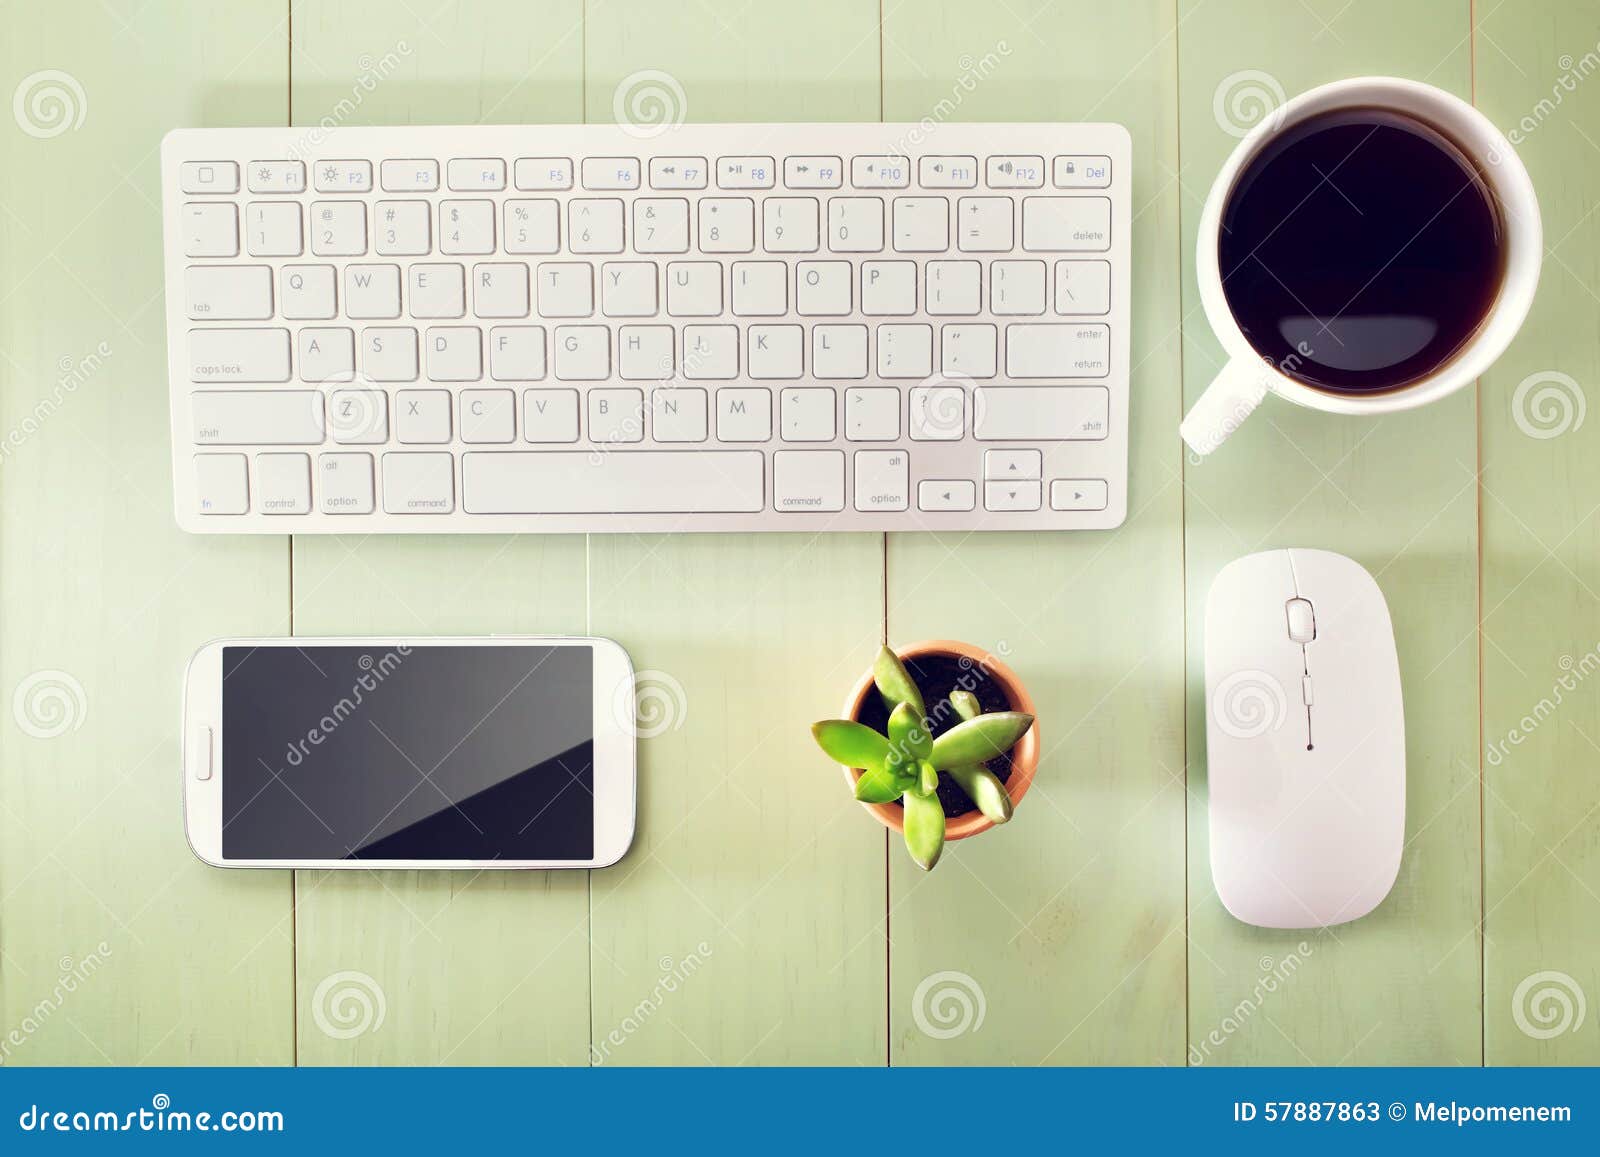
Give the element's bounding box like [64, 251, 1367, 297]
[601, 262, 658, 317]
[425, 326, 481, 381]
[536, 263, 593, 317]
[383, 452, 455, 513]
[1055, 259, 1112, 315]
[319, 452, 375, 514]
[186, 265, 272, 320]
[361, 327, 419, 381]
[828, 197, 883, 252]
[490, 326, 547, 380]
[925, 260, 981, 316]
[633, 198, 690, 254]
[1051, 478, 1109, 511]
[245, 202, 302, 256]
[918, 479, 976, 512]
[667, 261, 722, 316]
[780, 387, 835, 441]
[985, 479, 1041, 511]
[985, 449, 1042, 479]
[956, 197, 1013, 252]
[181, 161, 238, 194]
[440, 200, 496, 254]
[328, 389, 389, 443]
[346, 264, 402, 318]
[876, 324, 932, 378]
[515, 157, 574, 190]
[523, 388, 580, 441]
[941, 323, 997, 378]
[447, 157, 506, 191]
[554, 325, 610, 379]
[718, 156, 775, 189]
[909, 385, 966, 440]
[619, 325, 673, 379]
[280, 265, 336, 319]
[650, 157, 708, 189]
[893, 197, 948, 252]
[748, 325, 803, 379]
[1005, 322, 1111, 377]
[255, 452, 311, 513]
[396, 389, 451, 443]
[919, 156, 977, 188]
[763, 197, 820, 252]
[851, 156, 910, 188]
[812, 324, 867, 378]
[987, 155, 1044, 187]
[192, 390, 322, 444]
[183, 203, 238, 257]
[380, 159, 439, 191]
[375, 201, 430, 255]
[311, 201, 366, 255]
[589, 387, 642, 443]
[652, 386, 708, 442]
[189, 328, 290, 383]
[474, 263, 530, 318]
[460, 389, 516, 443]
[682, 325, 739, 378]
[854, 449, 908, 512]
[1053, 155, 1111, 188]
[1022, 196, 1112, 251]
[796, 260, 851, 315]
[504, 199, 560, 253]
[581, 157, 640, 190]
[844, 387, 898, 441]
[731, 262, 788, 316]
[991, 260, 1047, 315]
[717, 388, 772, 441]
[861, 261, 917, 316]
[463, 450, 764, 514]
[314, 159, 372, 192]
[774, 450, 844, 512]
[973, 385, 1109, 440]
[298, 327, 355, 382]
[570, 198, 625, 253]
[247, 160, 305, 193]
[784, 156, 842, 188]
[699, 198, 754, 253]
[194, 453, 248, 514]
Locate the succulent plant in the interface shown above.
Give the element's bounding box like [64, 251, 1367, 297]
[811, 646, 1034, 871]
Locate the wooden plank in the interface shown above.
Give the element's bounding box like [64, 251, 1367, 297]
[582, 0, 888, 1065]
[881, 0, 1187, 1064]
[1474, 0, 1600, 1064]
[288, 0, 592, 1065]
[1179, 0, 1482, 1064]
[0, 1, 292, 1063]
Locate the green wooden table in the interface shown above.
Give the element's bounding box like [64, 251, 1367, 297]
[2, 0, 1597, 1066]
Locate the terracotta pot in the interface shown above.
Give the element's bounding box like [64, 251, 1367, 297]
[838, 639, 1040, 841]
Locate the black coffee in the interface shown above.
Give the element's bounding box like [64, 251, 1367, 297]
[1218, 107, 1504, 394]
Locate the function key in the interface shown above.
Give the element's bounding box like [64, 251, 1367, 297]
[650, 156, 709, 189]
[247, 160, 305, 193]
[717, 156, 776, 189]
[581, 157, 641, 190]
[919, 156, 978, 188]
[314, 160, 373, 193]
[1054, 154, 1111, 188]
[852, 155, 910, 188]
[785, 156, 843, 188]
[515, 157, 574, 190]
[381, 158, 440, 191]
[448, 157, 507, 191]
[181, 161, 239, 194]
[987, 155, 1045, 188]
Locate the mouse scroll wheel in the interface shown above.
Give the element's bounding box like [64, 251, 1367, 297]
[1286, 597, 1316, 644]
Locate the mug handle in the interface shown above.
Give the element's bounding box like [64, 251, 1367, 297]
[1179, 357, 1273, 457]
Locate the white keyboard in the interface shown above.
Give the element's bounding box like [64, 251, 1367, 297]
[162, 124, 1130, 534]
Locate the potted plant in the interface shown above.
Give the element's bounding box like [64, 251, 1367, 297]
[811, 641, 1039, 870]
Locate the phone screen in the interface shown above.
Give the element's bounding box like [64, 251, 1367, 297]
[220, 644, 594, 860]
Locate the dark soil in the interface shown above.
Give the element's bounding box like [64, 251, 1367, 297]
[853, 653, 1017, 819]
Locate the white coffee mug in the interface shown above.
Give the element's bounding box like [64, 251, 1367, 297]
[1180, 76, 1542, 457]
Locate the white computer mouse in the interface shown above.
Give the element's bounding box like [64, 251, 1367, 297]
[1203, 548, 1405, 928]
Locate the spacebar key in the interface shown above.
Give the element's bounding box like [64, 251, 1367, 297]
[463, 451, 766, 514]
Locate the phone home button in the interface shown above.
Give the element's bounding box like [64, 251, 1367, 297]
[190, 725, 213, 781]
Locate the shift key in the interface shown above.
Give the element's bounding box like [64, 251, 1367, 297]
[192, 390, 325, 445]
[189, 327, 290, 382]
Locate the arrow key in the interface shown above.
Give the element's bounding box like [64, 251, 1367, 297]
[1049, 478, 1108, 511]
[984, 448, 1041, 480]
[918, 479, 976, 512]
[984, 480, 1041, 512]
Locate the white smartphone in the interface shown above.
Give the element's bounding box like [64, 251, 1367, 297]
[182, 636, 636, 869]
